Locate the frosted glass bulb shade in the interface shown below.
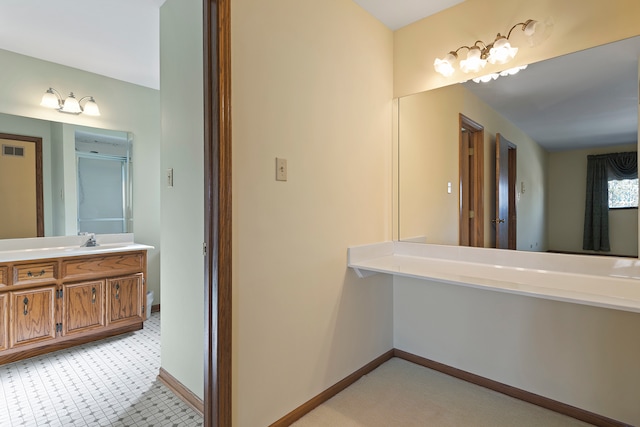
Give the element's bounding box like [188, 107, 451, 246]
[434, 52, 457, 77]
[83, 98, 101, 116]
[523, 20, 538, 36]
[459, 47, 486, 73]
[40, 90, 60, 109]
[487, 37, 518, 65]
[61, 93, 82, 114]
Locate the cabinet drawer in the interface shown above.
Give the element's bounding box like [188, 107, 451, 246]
[13, 262, 57, 286]
[62, 253, 144, 280]
[0, 266, 7, 287]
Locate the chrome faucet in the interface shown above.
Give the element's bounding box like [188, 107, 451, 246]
[80, 233, 98, 247]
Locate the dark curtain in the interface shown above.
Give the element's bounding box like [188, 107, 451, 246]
[583, 151, 637, 251]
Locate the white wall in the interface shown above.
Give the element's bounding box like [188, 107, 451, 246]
[232, 0, 394, 425]
[394, 278, 640, 425]
[0, 49, 161, 306]
[159, 0, 205, 399]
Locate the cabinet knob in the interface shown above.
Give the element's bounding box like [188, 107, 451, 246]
[23, 297, 29, 315]
[115, 283, 120, 300]
[92, 287, 96, 304]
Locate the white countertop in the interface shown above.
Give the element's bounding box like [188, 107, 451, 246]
[0, 234, 154, 263]
[348, 242, 640, 313]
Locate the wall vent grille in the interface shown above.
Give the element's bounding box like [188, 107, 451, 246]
[2, 144, 25, 157]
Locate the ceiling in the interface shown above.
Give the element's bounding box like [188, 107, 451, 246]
[352, 0, 464, 30]
[0, 0, 164, 89]
[0, 1, 636, 152]
[462, 36, 640, 151]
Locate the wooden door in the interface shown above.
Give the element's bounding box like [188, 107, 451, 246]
[0, 133, 44, 239]
[107, 274, 143, 325]
[63, 281, 105, 335]
[459, 115, 484, 247]
[495, 133, 517, 249]
[0, 293, 7, 351]
[10, 286, 56, 348]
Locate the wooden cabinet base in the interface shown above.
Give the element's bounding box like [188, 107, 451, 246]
[0, 321, 142, 365]
[0, 250, 147, 366]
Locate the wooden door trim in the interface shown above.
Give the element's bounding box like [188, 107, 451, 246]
[458, 115, 484, 247]
[0, 132, 44, 237]
[203, 0, 232, 426]
[508, 145, 517, 250]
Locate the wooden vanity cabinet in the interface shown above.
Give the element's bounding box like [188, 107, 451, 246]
[0, 250, 147, 365]
[0, 293, 7, 351]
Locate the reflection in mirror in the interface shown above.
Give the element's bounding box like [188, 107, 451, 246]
[399, 36, 639, 256]
[0, 112, 133, 239]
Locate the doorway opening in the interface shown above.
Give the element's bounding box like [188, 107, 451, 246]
[459, 114, 484, 247]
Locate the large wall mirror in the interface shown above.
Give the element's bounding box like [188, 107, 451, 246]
[398, 35, 640, 257]
[0, 112, 133, 239]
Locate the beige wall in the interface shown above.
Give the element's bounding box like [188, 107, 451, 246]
[399, 84, 547, 251]
[232, 0, 394, 425]
[394, 1, 640, 424]
[0, 49, 161, 306]
[548, 143, 638, 256]
[158, 0, 205, 399]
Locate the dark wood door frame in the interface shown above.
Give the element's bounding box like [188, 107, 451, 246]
[495, 133, 517, 250]
[0, 132, 44, 237]
[458, 114, 484, 247]
[203, 0, 232, 426]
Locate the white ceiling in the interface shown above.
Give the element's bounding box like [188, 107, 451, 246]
[0, 0, 164, 89]
[352, 0, 464, 30]
[462, 36, 640, 151]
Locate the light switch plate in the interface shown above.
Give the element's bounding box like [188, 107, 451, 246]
[166, 168, 174, 187]
[276, 158, 287, 181]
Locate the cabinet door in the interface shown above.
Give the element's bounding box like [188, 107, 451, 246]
[0, 293, 7, 351]
[63, 280, 105, 335]
[10, 287, 56, 348]
[107, 274, 143, 325]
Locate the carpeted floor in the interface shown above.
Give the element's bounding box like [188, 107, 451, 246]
[292, 358, 593, 426]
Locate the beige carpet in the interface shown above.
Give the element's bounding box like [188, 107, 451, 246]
[292, 358, 593, 427]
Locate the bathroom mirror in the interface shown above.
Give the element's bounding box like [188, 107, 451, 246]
[398, 36, 640, 256]
[0, 112, 133, 239]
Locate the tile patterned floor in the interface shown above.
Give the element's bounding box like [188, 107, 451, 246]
[0, 312, 204, 427]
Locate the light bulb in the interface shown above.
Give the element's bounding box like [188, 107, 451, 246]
[459, 47, 486, 73]
[40, 89, 60, 109]
[83, 97, 101, 116]
[488, 37, 518, 65]
[61, 93, 82, 114]
[434, 52, 457, 77]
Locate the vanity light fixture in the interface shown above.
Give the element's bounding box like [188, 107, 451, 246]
[434, 19, 549, 77]
[40, 88, 101, 116]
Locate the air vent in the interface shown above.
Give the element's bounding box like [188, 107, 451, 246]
[2, 144, 25, 157]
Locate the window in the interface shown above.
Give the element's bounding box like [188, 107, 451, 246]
[608, 178, 639, 209]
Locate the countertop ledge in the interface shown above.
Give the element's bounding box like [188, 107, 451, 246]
[348, 241, 640, 313]
[0, 234, 154, 263]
